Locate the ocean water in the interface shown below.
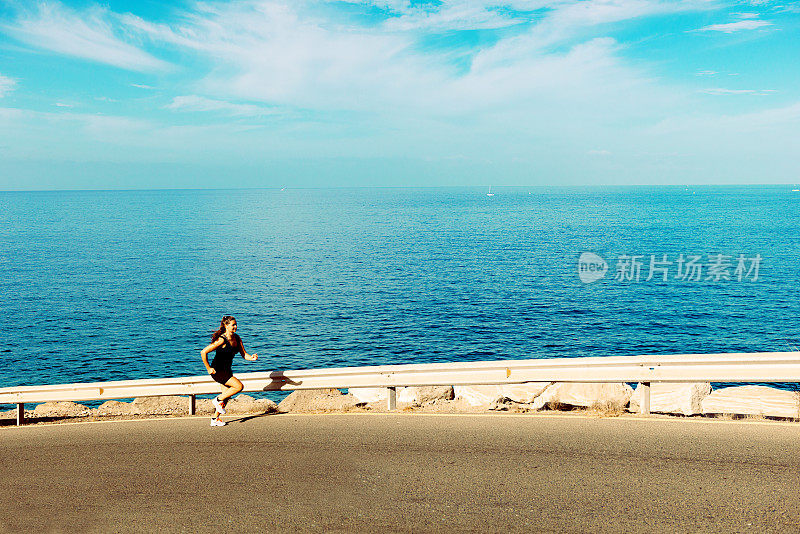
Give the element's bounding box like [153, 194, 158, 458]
[2, 186, 799, 399]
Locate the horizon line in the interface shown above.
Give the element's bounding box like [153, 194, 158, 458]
[2, 183, 799, 193]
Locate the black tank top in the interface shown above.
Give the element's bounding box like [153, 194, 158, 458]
[211, 335, 238, 371]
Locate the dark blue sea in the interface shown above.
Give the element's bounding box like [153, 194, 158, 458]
[2, 186, 799, 403]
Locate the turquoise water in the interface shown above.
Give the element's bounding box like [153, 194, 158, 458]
[2, 186, 799, 398]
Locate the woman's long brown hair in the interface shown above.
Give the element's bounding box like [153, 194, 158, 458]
[211, 315, 241, 347]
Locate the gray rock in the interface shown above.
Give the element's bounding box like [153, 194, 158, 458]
[95, 400, 133, 416]
[398, 386, 454, 406]
[223, 395, 278, 414]
[33, 401, 91, 418]
[196, 399, 216, 415]
[489, 401, 509, 411]
[278, 388, 362, 413]
[131, 396, 191, 415]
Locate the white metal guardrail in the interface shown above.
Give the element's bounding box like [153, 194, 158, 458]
[3, 352, 800, 425]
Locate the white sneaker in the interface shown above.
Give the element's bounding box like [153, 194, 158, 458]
[212, 397, 227, 415]
[210, 418, 227, 427]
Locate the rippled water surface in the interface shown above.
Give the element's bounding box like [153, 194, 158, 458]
[2, 186, 799, 393]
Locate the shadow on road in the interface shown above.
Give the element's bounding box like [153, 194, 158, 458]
[227, 410, 283, 424]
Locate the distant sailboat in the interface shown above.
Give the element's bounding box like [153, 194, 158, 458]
[486, 186, 495, 197]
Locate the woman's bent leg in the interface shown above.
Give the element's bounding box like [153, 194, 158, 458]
[218, 376, 243, 402]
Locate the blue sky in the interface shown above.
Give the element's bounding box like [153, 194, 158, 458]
[0, 0, 798, 190]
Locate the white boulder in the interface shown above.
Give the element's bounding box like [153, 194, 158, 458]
[629, 382, 711, 416]
[531, 382, 633, 410]
[348, 388, 388, 404]
[454, 383, 552, 407]
[500, 383, 552, 404]
[349, 386, 454, 406]
[701, 385, 800, 419]
[453, 385, 502, 407]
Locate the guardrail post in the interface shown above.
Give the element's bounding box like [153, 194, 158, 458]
[16, 403, 24, 426]
[387, 387, 397, 411]
[189, 395, 196, 416]
[640, 382, 651, 415]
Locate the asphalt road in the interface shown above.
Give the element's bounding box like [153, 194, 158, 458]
[2, 413, 800, 533]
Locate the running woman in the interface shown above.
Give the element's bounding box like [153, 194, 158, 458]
[200, 315, 258, 426]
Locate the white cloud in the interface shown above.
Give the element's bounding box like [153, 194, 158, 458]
[701, 88, 776, 95]
[451, 37, 647, 111]
[3, 2, 170, 72]
[0, 75, 16, 97]
[696, 70, 717, 76]
[588, 149, 611, 155]
[131, 83, 154, 89]
[125, 1, 447, 110]
[7, 2, 781, 164]
[470, 0, 709, 72]
[651, 101, 800, 135]
[0, 106, 155, 145]
[697, 19, 772, 32]
[119, 13, 210, 52]
[54, 102, 73, 107]
[166, 95, 276, 116]
[383, 3, 524, 31]
[350, 0, 711, 29]
[116, 0, 708, 117]
[0, 107, 24, 120]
